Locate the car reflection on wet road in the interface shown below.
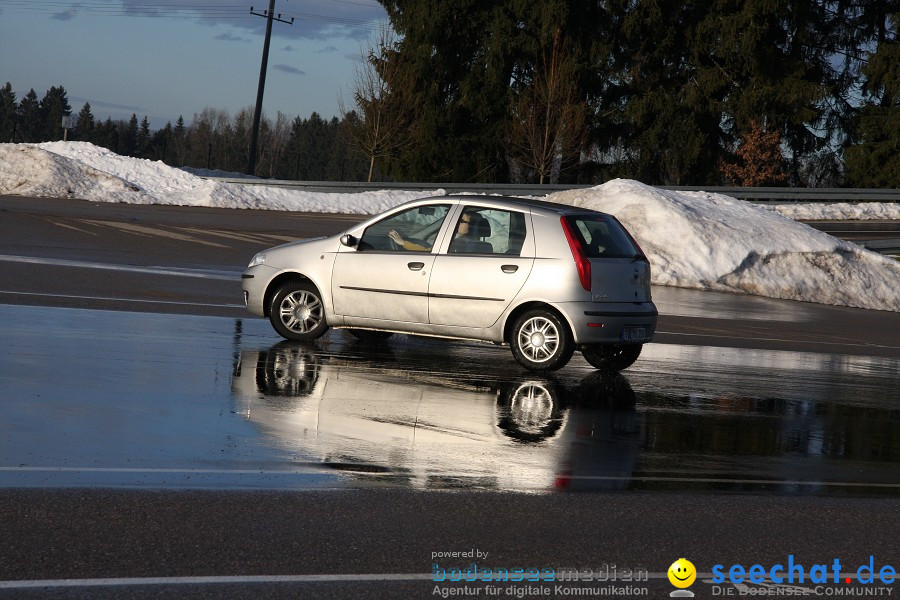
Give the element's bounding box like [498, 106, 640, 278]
[234, 341, 642, 491]
[234, 338, 900, 495]
[0, 303, 898, 495]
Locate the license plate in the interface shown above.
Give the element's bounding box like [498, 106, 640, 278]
[620, 326, 648, 342]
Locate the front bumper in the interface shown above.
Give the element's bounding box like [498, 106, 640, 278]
[557, 301, 658, 345]
[241, 264, 280, 317]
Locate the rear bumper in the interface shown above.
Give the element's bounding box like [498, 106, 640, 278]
[557, 301, 658, 345]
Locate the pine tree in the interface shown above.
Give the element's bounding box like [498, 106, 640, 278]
[137, 116, 151, 157]
[17, 89, 41, 142]
[694, 1, 838, 183]
[97, 118, 118, 153]
[75, 103, 95, 142]
[173, 116, 186, 165]
[0, 82, 16, 143]
[123, 113, 139, 156]
[39, 86, 72, 141]
[150, 122, 173, 162]
[845, 11, 900, 187]
[378, 0, 522, 182]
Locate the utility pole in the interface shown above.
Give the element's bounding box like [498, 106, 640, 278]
[247, 0, 294, 176]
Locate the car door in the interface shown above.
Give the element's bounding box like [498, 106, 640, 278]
[428, 206, 534, 328]
[331, 203, 452, 324]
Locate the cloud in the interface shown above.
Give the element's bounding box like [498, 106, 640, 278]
[282, 45, 297, 52]
[215, 31, 249, 43]
[70, 96, 146, 113]
[316, 46, 339, 54]
[116, 0, 387, 41]
[52, 8, 78, 20]
[273, 64, 306, 76]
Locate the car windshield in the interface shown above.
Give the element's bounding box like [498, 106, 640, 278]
[564, 215, 641, 259]
[359, 204, 451, 251]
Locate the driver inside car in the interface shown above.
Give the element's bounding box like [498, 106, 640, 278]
[389, 212, 482, 252]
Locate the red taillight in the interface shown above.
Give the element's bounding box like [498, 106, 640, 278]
[560, 216, 591, 292]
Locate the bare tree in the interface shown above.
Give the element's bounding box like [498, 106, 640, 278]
[509, 30, 587, 184]
[339, 25, 413, 182]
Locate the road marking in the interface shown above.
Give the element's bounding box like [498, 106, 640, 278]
[78, 219, 230, 248]
[0, 254, 241, 280]
[178, 226, 283, 244]
[0, 290, 243, 308]
[0, 574, 435, 590]
[47, 219, 100, 236]
[0, 572, 866, 589]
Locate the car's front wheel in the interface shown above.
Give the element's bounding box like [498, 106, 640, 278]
[510, 309, 574, 371]
[581, 344, 642, 372]
[269, 280, 329, 341]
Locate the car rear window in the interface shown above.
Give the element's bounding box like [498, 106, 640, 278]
[563, 215, 641, 259]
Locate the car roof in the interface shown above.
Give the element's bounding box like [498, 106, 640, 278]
[441, 194, 605, 217]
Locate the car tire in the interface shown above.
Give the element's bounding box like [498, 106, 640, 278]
[346, 329, 395, 341]
[510, 309, 575, 372]
[269, 280, 329, 341]
[581, 344, 642, 372]
[496, 377, 564, 442]
[257, 342, 322, 397]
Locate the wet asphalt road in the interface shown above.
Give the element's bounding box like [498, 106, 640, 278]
[0, 195, 898, 599]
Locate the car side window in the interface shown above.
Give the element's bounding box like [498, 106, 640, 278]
[448, 207, 527, 256]
[358, 204, 451, 252]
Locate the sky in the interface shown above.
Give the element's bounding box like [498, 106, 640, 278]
[1, 140, 898, 313]
[0, 0, 388, 129]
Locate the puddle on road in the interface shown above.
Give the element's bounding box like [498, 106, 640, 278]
[232, 335, 900, 495]
[0, 304, 897, 494]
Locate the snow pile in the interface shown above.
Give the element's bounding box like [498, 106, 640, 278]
[0, 142, 439, 213]
[768, 202, 900, 221]
[0, 142, 897, 312]
[548, 181, 900, 312]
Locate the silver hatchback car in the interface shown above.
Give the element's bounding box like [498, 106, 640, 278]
[242, 195, 657, 372]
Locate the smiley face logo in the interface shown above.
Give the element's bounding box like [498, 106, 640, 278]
[668, 558, 696, 588]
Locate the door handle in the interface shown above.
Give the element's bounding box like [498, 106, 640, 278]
[501, 264, 519, 274]
[407, 262, 425, 271]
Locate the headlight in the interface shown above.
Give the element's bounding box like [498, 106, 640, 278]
[248, 253, 266, 268]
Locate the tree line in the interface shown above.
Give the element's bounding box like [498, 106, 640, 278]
[0, 83, 371, 181]
[356, 0, 897, 187]
[2, 1, 898, 187]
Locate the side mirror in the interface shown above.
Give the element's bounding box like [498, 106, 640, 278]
[340, 234, 358, 248]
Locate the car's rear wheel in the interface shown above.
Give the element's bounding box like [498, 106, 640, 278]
[581, 344, 642, 372]
[346, 329, 394, 341]
[510, 309, 574, 371]
[269, 280, 329, 341]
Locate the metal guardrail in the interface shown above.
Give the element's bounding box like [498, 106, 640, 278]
[207, 178, 900, 203]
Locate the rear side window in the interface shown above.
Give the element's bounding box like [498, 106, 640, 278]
[563, 215, 640, 259]
[449, 207, 528, 256]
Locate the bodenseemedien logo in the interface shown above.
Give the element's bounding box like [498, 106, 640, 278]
[668, 558, 697, 598]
